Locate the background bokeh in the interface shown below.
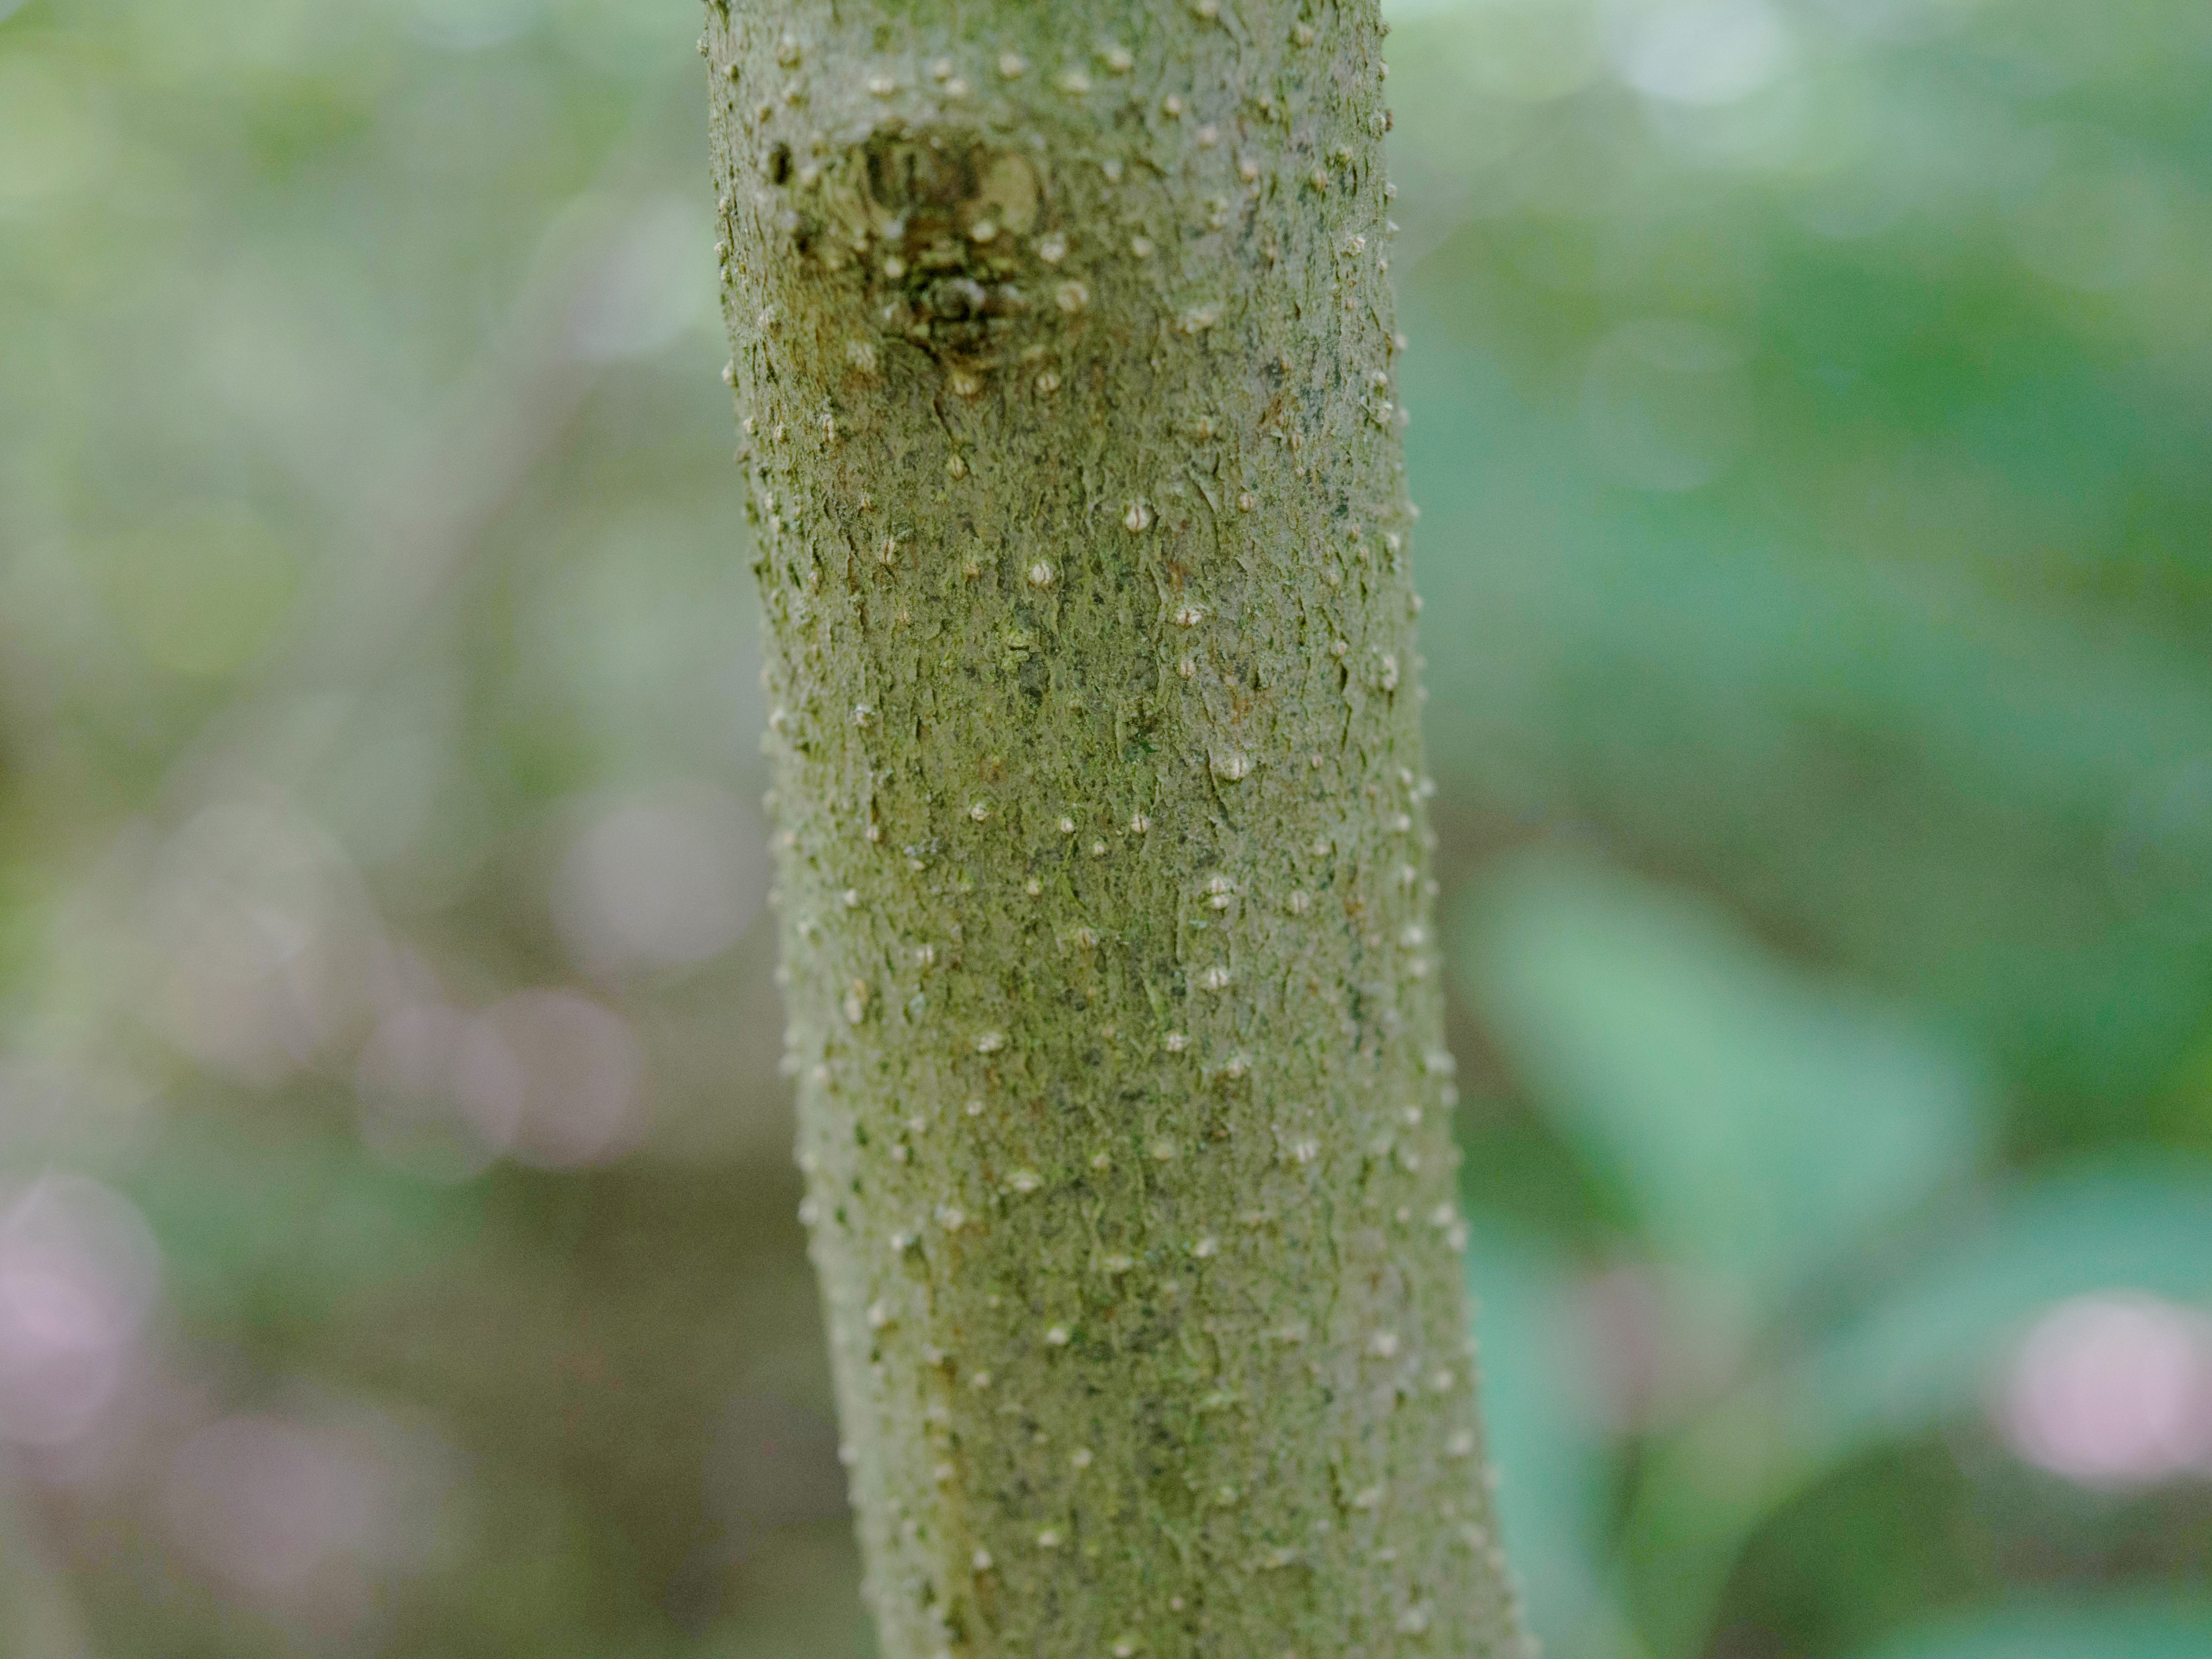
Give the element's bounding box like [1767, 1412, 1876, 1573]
[2, 0, 2209, 1653]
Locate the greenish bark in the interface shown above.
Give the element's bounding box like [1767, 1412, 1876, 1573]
[704, 3, 1529, 1654]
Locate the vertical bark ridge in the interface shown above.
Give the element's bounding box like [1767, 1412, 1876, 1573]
[706, 3, 1531, 1654]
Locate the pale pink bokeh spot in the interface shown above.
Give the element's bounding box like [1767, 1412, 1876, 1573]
[166, 1415, 389, 1599]
[1999, 1293, 2212, 1487]
[161, 1400, 462, 1637]
[354, 987, 644, 1173]
[485, 988, 646, 1168]
[551, 786, 765, 982]
[354, 1000, 528, 1179]
[0, 1174, 161, 1448]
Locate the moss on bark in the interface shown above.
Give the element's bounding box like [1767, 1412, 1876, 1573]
[705, 3, 1529, 1654]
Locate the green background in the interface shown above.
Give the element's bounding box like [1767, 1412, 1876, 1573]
[1, 0, 2209, 1653]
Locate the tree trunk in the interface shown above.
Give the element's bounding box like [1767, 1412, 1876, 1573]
[704, 3, 1528, 1654]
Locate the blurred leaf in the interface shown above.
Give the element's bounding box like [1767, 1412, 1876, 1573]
[1465, 1227, 1616, 1655]
[1404, 347, 2212, 1111]
[1621, 1155, 2212, 1659]
[1852, 1594, 2212, 1659]
[1457, 846, 1992, 1308]
[1802, 1154, 2212, 1455]
[1392, 0, 2212, 1120]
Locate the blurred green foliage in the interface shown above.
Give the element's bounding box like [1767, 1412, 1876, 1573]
[1857, 1595, 2212, 1659]
[1, 0, 2209, 1655]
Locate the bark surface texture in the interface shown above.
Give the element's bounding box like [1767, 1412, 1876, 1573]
[706, 4, 1527, 1655]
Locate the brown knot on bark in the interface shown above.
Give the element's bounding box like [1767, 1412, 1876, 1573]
[770, 126, 1080, 383]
